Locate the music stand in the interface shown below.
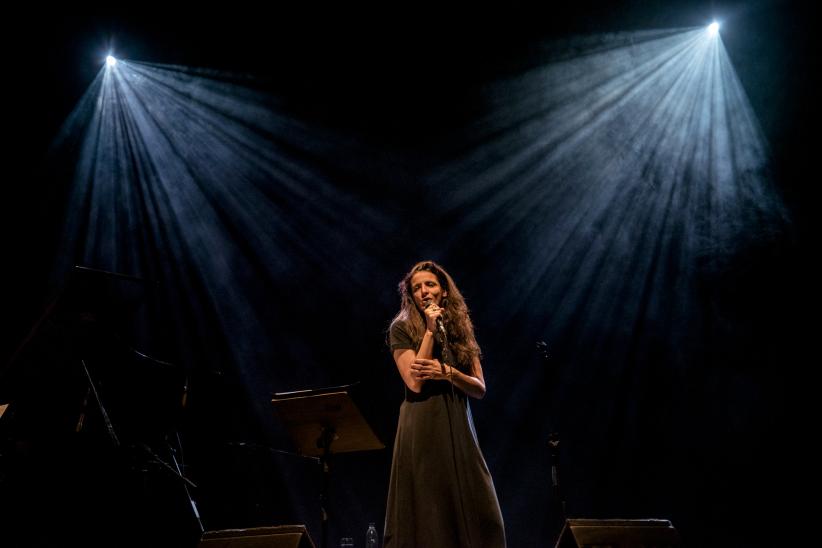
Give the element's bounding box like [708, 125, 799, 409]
[271, 383, 384, 548]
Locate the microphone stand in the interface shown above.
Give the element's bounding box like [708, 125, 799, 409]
[136, 438, 204, 535]
[537, 341, 568, 543]
[548, 432, 566, 523]
[81, 350, 203, 541]
[80, 359, 120, 448]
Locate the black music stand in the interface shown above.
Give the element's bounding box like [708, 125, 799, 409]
[271, 384, 384, 548]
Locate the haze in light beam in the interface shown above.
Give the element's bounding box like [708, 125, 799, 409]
[48, 59, 396, 400]
[425, 28, 789, 507]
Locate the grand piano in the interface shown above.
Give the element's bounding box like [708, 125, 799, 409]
[0, 266, 197, 547]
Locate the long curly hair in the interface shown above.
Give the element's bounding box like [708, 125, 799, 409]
[390, 260, 481, 372]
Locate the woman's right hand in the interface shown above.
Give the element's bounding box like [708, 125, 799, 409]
[423, 302, 444, 334]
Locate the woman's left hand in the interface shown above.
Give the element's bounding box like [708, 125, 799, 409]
[411, 358, 452, 381]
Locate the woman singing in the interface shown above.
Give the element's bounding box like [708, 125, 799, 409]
[383, 260, 506, 548]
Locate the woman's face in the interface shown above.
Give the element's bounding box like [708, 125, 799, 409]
[410, 270, 448, 312]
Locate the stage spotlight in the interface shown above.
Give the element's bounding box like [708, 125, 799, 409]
[106, 55, 117, 67]
[707, 21, 719, 36]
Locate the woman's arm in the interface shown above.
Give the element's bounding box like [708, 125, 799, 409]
[393, 328, 438, 393]
[411, 355, 487, 399]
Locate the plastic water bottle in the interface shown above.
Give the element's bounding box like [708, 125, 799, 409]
[365, 522, 379, 548]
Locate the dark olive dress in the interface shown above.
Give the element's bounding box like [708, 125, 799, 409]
[384, 319, 506, 548]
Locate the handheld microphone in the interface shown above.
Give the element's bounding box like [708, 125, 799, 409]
[424, 299, 447, 338]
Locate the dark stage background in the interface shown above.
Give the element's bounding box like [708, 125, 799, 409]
[1, 3, 815, 547]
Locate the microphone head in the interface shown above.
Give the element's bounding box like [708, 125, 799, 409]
[421, 298, 447, 336]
